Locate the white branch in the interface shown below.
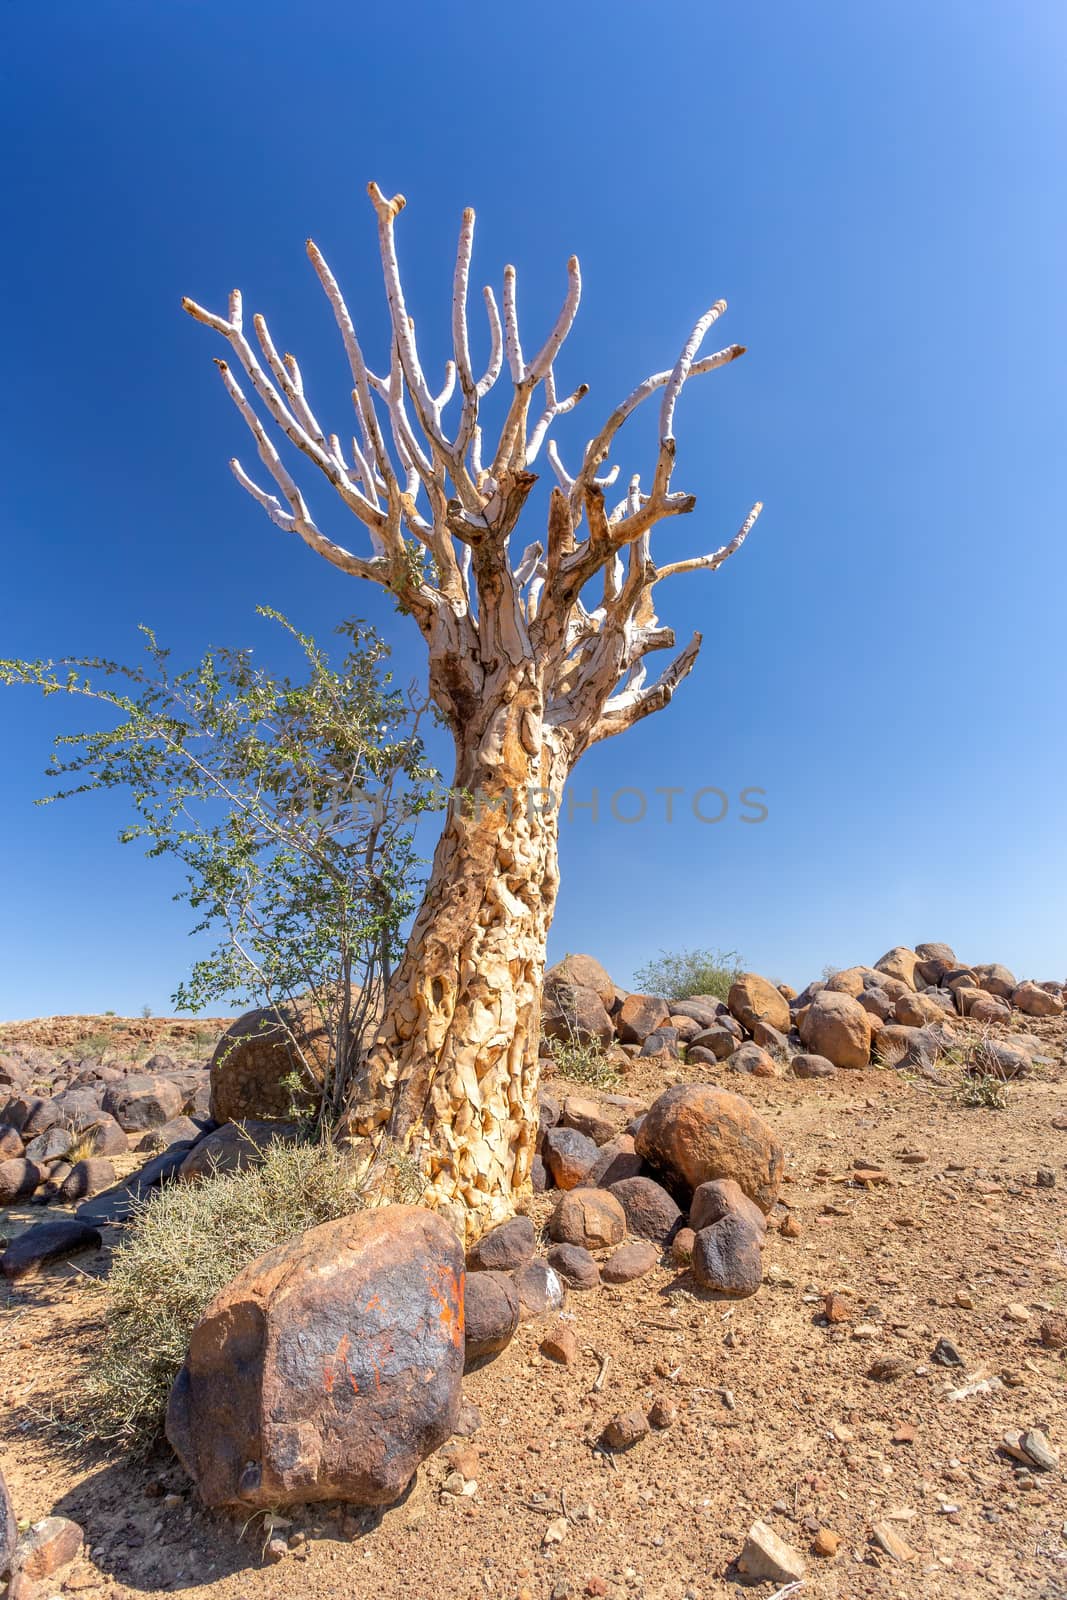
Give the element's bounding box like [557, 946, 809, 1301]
[656, 502, 763, 581]
[527, 256, 582, 381]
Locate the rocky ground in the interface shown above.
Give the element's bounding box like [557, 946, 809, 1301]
[1, 993, 1065, 1600]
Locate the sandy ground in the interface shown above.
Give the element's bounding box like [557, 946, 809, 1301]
[2, 1035, 1066, 1600]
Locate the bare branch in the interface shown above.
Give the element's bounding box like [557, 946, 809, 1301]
[656, 502, 763, 581]
[584, 631, 703, 747]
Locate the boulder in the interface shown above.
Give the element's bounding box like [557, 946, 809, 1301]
[24, 1126, 72, 1164]
[541, 983, 614, 1048]
[857, 987, 894, 1022]
[0, 1158, 42, 1205]
[691, 1213, 763, 1297]
[615, 993, 671, 1045]
[20, 1098, 62, 1140]
[824, 966, 875, 997]
[1, 1219, 102, 1281]
[512, 1259, 565, 1320]
[689, 1177, 767, 1237]
[639, 1027, 680, 1059]
[667, 997, 727, 1030]
[84, 1115, 129, 1156]
[543, 954, 614, 1010]
[915, 941, 956, 964]
[667, 1014, 702, 1044]
[601, 1239, 659, 1284]
[725, 1042, 778, 1077]
[0, 1125, 21, 1161]
[57, 1158, 116, 1203]
[102, 1075, 184, 1132]
[49, 1087, 105, 1129]
[689, 1025, 740, 1061]
[541, 1126, 599, 1190]
[466, 1215, 535, 1273]
[549, 1188, 626, 1249]
[791, 1052, 837, 1079]
[750, 1019, 790, 1055]
[463, 1271, 520, 1367]
[559, 1095, 616, 1146]
[586, 1135, 644, 1189]
[973, 1040, 1031, 1080]
[165, 1206, 463, 1509]
[895, 990, 952, 1027]
[208, 1002, 331, 1124]
[973, 963, 1016, 999]
[1012, 981, 1063, 1018]
[727, 973, 790, 1036]
[546, 1242, 600, 1289]
[137, 1115, 203, 1151]
[608, 1176, 682, 1245]
[178, 1119, 301, 1183]
[874, 946, 920, 989]
[798, 990, 872, 1068]
[634, 1085, 783, 1213]
[957, 988, 1011, 1024]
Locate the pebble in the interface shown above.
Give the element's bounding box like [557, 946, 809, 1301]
[823, 1293, 850, 1324]
[870, 1520, 917, 1563]
[1002, 1428, 1059, 1472]
[812, 1527, 842, 1557]
[780, 1213, 802, 1239]
[954, 1291, 974, 1309]
[868, 1355, 910, 1382]
[541, 1324, 578, 1366]
[1004, 1303, 1030, 1323]
[648, 1398, 677, 1430]
[601, 1409, 650, 1451]
[737, 1520, 806, 1584]
[14, 1518, 84, 1581]
[932, 1337, 964, 1367]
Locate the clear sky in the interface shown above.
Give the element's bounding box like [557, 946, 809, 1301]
[1, 0, 1065, 1018]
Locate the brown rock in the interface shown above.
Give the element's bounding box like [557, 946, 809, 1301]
[607, 1176, 682, 1245]
[648, 1397, 677, 1428]
[0, 1125, 22, 1160]
[85, 1115, 129, 1156]
[798, 990, 872, 1068]
[825, 966, 873, 997]
[586, 1135, 643, 1189]
[725, 1041, 779, 1077]
[559, 1095, 616, 1146]
[691, 1214, 763, 1297]
[14, 1516, 84, 1581]
[634, 1084, 784, 1212]
[780, 1212, 802, 1238]
[543, 953, 615, 1010]
[546, 1243, 600, 1290]
[541, 1126, 599, 1190]
[512, 1259, 565, 1320]
[727, 973, 790, 1035]
[690, 1177, 767, 1236]
[670, 1226, 696, 1265]
[1039, 1313, 1067, 1351]
[467, 1215, 536, 1273]
[0, 1157, 42, 1205]
[824, 1292, 850, 1323]
[870, 1521, 916, 1563]
[601, 1409, 650, 1450]
[601, 1239, 659, 1283]
[165, 1206, 464, 1509]
[1012, 980, 1063, 1017]
[540, 1323, 578, 1365]
[812, 1527, 841, 1557]
[615, 993, 671, 1045]
[972, 962, 1016, 998]
[689, 1025, 740, 1061]
[541, 983, 614, 1048]
[791, 1052, 837, 1079]
[208, 1000, 331, 1123]
[867, 1354, 910, 1381]
[875, 946, 920, 989]
[464, 1271, 520, 1366]
[857, 987, 895, 1021]
[737, 1520, 806, 1583]
[549, 1188, 627, 1250]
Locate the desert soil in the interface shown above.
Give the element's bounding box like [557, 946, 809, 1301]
[2, 1023, 1066, 1600]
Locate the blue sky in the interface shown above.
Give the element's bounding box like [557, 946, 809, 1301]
[1, 0, 1065, 1018]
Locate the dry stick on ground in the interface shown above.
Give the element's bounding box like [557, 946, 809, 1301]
[184, 182, 760, 1238]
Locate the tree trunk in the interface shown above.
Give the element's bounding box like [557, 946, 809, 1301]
[344, 675, 568, 1240]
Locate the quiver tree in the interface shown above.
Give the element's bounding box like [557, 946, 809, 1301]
[183, 182, 761, 1237]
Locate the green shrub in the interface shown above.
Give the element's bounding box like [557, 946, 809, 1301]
[956, 1073, 1009, 1111]
[552, 1038, 621, 1090]
[632, 947, 743, 1004]
[82, 1138, 366, 1451]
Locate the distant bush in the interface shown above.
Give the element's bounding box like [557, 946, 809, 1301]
[633, 947, 744, 1004]
[81, 1138, 365, 1451]
[552, 1037, 622, 1091]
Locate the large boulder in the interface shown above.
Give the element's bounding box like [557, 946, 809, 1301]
[102, 1075, 184, 1132]
[177, 1119, 301, 1183]
[727, 974, 790, 1036]
[463, 1271, 520, 1367]
[466, 1215, 535, 1273]
[543, 954, 615, 1011]
[209, 1003, 331, 1124]
[0, 1158, 43, 1205]
[1012, 981, 1063, 1018]
[874, 947, 920, 989]
[634, 1085, 783, 1213]
[615, 993, 671, 1045]
[608, 1176, 682, 1245]
[691, 1214, 763, 1297]
[549, 1188, 626, 1249]
[973, 963, 1016, 999]
[166, 1206, 463, 1509]
[1, 1219, 102, 1281]
[541, 1126, 599, 1190]
[541, 984, 614, 1048]
[798, 990, 872, 1068]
